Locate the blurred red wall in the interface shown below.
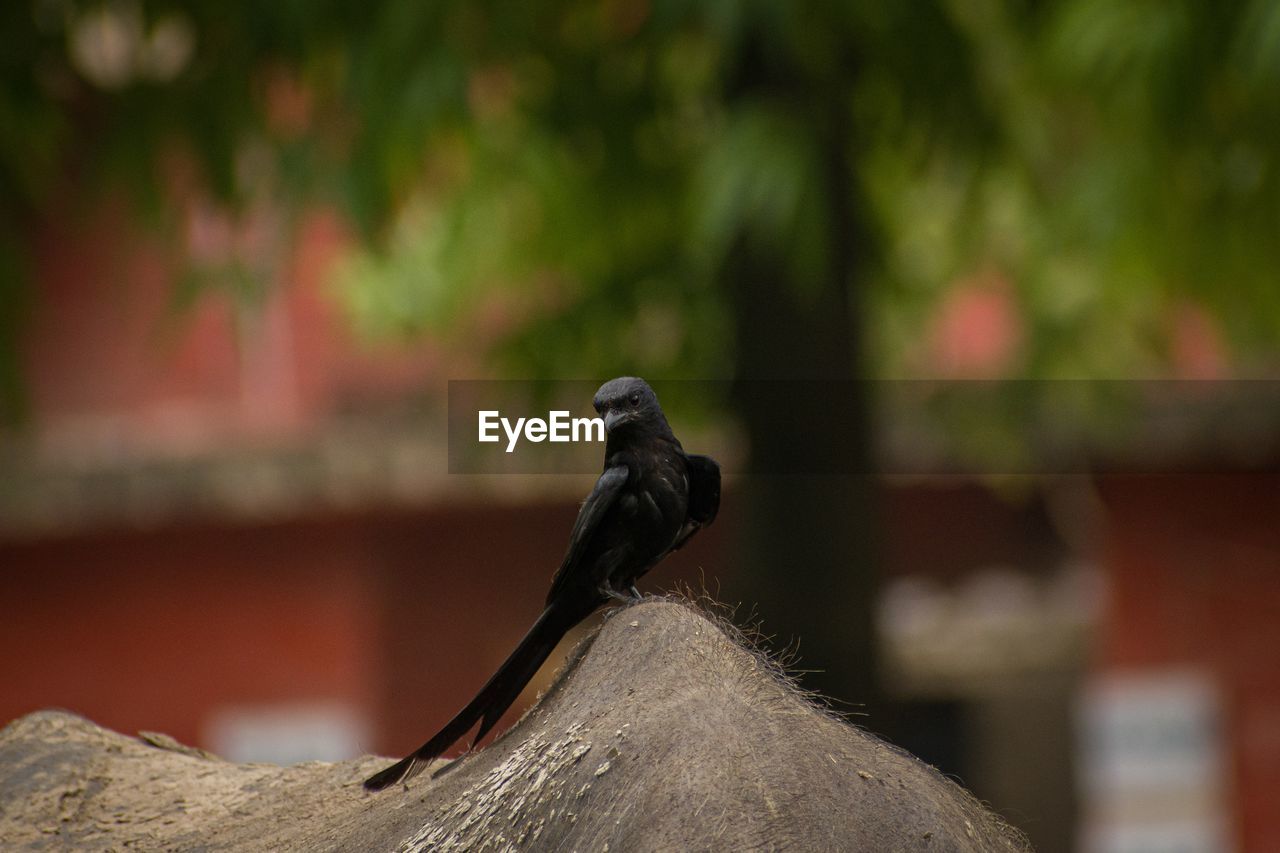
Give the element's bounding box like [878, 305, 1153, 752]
[1099, 473, 1280, 852]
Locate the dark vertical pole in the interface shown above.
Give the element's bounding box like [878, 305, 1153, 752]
[721, 31, 881, 712]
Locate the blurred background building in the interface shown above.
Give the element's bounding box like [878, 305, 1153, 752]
[2, 3, 1279, 852]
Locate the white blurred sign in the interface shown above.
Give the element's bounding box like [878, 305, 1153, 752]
[203, 702, 371, 765]
[1076, 670, 1233, 853]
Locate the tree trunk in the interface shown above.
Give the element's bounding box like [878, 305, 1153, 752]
[723, 30, 881, 712]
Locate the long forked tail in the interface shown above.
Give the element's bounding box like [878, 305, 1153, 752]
[363, 602, 583, 791]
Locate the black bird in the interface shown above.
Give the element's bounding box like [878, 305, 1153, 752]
[364, 377, 720, 790]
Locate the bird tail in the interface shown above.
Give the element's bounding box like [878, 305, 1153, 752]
[363, 601, 584, 791]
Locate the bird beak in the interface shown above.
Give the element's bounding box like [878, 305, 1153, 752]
[604, 409, 627, 433]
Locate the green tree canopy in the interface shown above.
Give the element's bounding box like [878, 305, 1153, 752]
[5, 0, 1278, 393]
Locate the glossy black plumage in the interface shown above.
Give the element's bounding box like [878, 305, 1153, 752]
[364, 377, 719, 790]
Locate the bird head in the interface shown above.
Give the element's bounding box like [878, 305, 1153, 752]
[593, 377, 663, 434]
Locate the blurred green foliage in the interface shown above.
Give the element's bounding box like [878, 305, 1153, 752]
[869, 0, 1280, 379]
[3, 0, 1279, 409]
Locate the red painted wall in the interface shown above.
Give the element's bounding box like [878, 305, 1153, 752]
[0, 480, 1063, 759]
[1099, 473, 1280, 853]
[0, 501, 730, 758]
[0, 516, 379, 749]
[20, 200, 440, 459]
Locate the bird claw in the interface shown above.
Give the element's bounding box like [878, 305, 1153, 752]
[601, 585, 641, 603]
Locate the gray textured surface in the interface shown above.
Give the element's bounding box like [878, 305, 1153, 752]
[0, 598, 1029, 851]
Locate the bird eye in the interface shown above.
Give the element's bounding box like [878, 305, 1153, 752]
[629, 393, 640, 406]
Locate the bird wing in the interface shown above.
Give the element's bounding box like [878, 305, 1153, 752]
[545, 462, 629, 604]
[670, 453, 721, 551]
